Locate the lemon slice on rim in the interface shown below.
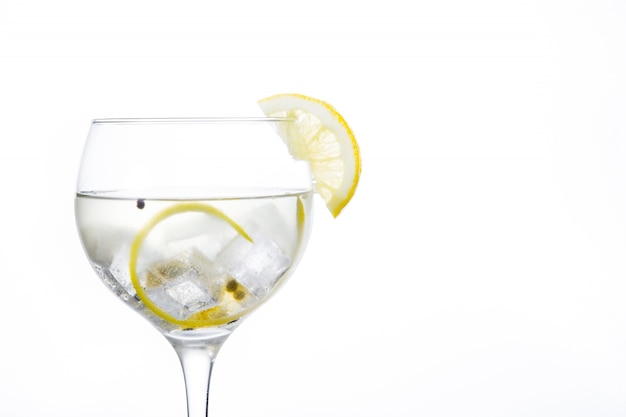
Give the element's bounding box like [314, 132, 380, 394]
[129, 202, 254, 328]
[258, 93, 361, 217]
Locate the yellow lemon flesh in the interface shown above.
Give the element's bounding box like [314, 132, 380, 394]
[258, 93, 361, 217]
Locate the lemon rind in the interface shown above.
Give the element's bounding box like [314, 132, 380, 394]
[129, 202, 254, 328]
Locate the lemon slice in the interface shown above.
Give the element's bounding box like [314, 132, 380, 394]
[129, 202, 253, 328]
[258, 93, 361, 217]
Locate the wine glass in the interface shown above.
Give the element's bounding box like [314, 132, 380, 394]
[75, 117, 313, 417]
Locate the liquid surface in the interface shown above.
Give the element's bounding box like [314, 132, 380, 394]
[75, 190, 312, 334]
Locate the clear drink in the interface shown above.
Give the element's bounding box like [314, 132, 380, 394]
[75, 189, 313, 335]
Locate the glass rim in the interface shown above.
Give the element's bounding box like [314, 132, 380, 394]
[91, 116, 294, 125]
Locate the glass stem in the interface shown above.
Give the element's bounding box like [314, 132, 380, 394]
[167, 330, 232, 417]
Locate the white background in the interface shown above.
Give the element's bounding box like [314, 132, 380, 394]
[1, 0, 626, 416]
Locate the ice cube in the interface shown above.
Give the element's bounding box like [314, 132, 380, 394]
[142, 248, 228, 320]
[148, 279, 217, 320]
[217, 222, 291, 298]
[166, 280, 207, 304]
[80, 224, 134, 265]
[108, 244, 136, 296]
[167, 234, 216, 259]
[250, 203, 294, 254]
[153, 212, 240, 260]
